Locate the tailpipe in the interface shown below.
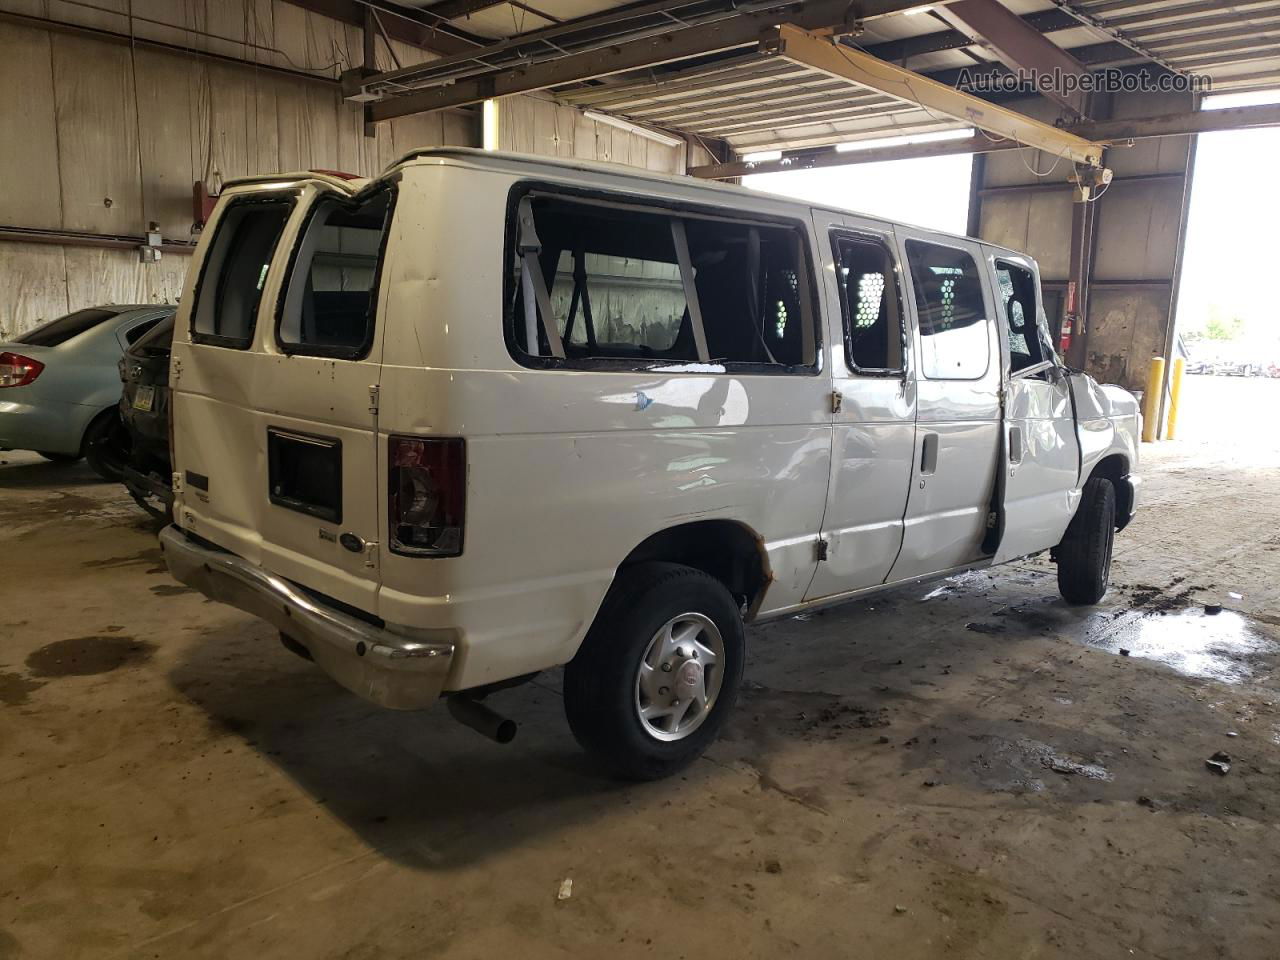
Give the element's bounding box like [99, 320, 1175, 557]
[447, 695, 517, 744]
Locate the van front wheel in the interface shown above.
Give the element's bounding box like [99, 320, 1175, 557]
[564, 563, 745, 780]
[1056, 476, 1116, 605]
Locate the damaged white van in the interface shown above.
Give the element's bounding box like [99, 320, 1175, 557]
[161, 148, 1140, 779]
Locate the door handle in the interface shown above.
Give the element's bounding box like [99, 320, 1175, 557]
[920, 432, 939, 476]
[1008, 425, 1024, 464]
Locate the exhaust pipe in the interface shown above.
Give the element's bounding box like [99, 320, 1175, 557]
[447, 695, 517, 744]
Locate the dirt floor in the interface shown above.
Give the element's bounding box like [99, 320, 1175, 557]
[2, 374, 1278, 959]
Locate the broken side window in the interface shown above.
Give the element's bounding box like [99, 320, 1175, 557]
[513, 196, 694, 363]
[192, 197, 293, 348]
[996, 259, 1053, 376]
[510, 191, 816, 370]
[682, 217, 814, 368]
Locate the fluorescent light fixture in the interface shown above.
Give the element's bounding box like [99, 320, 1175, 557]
[583, 109, 684, 148]
[482, 99, 499, 151]
[835, 128, 975, 153]
[744, 150, 783, 163]
[903, 5, 935, 13]
[1203, 89, 1280, 111]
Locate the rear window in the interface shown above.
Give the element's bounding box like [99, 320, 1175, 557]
[278, 187, 394, 359]
[15, 308, 120, 347]
[127, 315, 175, 357]
[192, 197, 293, 348]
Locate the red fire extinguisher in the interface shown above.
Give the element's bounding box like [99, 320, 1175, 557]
[1060, 281, 1077, 354]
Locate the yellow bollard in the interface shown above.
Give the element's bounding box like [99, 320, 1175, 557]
[1166, 357, 1186, 440]
[1141, 356, 1165, 443]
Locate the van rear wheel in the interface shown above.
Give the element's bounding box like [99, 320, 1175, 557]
[564, 562, 745, 780]
[1056, 476, 1116, 605]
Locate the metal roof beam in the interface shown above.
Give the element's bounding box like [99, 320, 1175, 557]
[363, 0, 936, 122]
[762, 24, 1105, 166]
[421, 0, 509, 22]
[857, 8, 1079, 64]
[930, 0, 1091, 117]
[280, 0, 485, 56]
[690, 101, 1280, 178]
[1104, 0, 1278, 31]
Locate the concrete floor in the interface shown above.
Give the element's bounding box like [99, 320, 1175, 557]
[2, 375, 1279, 959]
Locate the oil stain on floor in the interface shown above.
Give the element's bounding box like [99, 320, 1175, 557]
[25, 636, 156, 678]
[0, 671, 45, 706]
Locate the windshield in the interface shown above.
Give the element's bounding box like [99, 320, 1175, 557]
[15, 307, 122, 347]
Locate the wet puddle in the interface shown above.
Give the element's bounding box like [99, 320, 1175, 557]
[1091, 609, 1276, 684]
[964, 735, 1113, 793]
[26, 636, 155, 678]
[921, 570, 994, 600]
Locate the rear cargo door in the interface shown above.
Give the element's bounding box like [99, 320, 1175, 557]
[172, 178, 396, 615]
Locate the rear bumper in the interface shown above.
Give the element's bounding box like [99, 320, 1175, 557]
[0, 397, 92, 455]
[159, 525, 455, 710]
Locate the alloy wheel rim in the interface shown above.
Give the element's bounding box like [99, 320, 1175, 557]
[634, 612, 724, 742]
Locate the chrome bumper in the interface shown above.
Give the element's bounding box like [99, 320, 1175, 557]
[159, 526, 455, 710]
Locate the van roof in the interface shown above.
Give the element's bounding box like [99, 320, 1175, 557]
[387, 147, 990, 250]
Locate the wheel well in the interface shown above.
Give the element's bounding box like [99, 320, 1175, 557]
[618, 520, 770, 617]
[1088, 453, 1131, 530]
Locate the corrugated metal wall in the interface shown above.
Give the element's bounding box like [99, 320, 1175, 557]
[975, 92, 1195, 392]
[0, 1, 700, 338]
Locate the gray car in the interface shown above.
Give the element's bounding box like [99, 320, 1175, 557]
[1, 304, 176, 479]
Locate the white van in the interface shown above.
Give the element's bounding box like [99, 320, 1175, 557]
[161, 148, 1140, 779]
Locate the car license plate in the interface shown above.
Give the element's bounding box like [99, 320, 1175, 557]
[132, 385, 155, 412]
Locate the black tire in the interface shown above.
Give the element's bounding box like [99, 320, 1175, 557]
[1057, 476, 1116, 605]
[564, 562, 745, 781]
[36, 451, 81, 464]
[82, 410, 129, 483]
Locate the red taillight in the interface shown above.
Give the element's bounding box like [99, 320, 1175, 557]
[388, 437, 465, 557]
[0, 352, 44, 388]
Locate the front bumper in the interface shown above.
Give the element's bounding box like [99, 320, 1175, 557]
[1116, 473, 1141, 531]
[159, 525, 455, 709]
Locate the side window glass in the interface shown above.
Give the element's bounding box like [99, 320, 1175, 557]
[510, 194, 816, 370]
[279, 188, 394, 359]
[905, 240, 990, 380]
[832, 233, 903, 372]
[192, 198, 293, 348]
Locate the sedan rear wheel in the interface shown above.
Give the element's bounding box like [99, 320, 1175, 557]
[82, 410, 130, 483]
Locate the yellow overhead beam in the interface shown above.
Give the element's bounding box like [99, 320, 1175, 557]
[762, 24, 1106, 169]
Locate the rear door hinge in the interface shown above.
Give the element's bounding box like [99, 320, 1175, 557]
[171, 357, 182, 381]
[815, 537, 829, 562]
[368, 384, 380, 416]
[830, 390, 843, 415]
